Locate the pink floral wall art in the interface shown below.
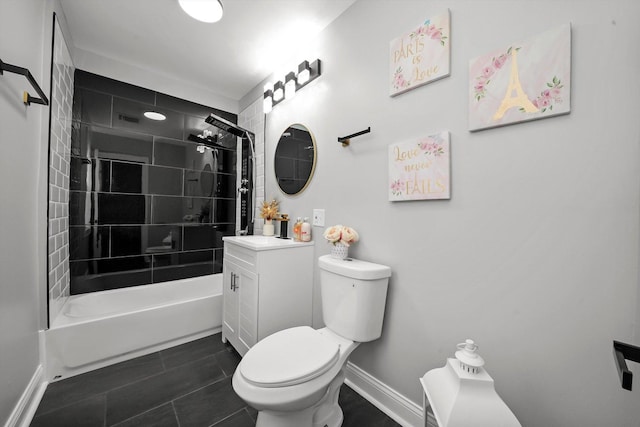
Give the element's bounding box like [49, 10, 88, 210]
[469, 24, 571, 131]
[390, 10, 450, 96]
[389, 131, 451, 201]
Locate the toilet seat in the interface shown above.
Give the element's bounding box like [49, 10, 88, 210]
[240, 326, 340, 388]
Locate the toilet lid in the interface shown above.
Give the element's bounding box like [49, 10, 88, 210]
[240, 326, 340, 388]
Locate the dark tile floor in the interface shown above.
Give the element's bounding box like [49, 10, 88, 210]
[31, 333, 400, 427]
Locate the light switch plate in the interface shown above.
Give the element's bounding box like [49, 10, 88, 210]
[312, 209, 325, 226]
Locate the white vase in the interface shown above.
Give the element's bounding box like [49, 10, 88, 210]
[263, 220, 274, 236]
[330, 242, 349, 259]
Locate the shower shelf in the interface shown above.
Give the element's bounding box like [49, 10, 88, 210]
[188, 133, 224, 147]
[0, 57, 49, 106]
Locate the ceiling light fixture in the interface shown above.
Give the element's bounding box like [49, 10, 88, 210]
[178, 0, 224, 23]
[144, 111, 167, 121]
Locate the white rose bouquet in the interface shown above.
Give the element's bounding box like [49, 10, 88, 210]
[323, 225, 359, 247]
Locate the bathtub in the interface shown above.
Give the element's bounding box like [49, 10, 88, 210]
[46, 274, 223, 381]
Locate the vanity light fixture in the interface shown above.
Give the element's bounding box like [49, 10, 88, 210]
[178, 0, 224, 23]
[144, 111, 167, 121]
[263, 59, 322, 114]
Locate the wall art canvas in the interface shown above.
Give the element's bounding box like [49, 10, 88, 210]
[469, 24, 571, 131]
[389, 131, 450, 201]
[390, 10, 450, 96]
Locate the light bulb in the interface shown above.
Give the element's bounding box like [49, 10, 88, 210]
[263, 93, 273, 114]
[284, 72, 296, 100]
[297, 60, 311, 85]
[273, 81, 284, 102]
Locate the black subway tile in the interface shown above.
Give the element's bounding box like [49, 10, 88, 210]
[152, 196, 213, 224]
[154, 137, 198, 169]
[156, 93, 236, 120]
[69, 191, 98, 225]
[147, 165, 183, 195]
[214, 199, 236, 223]
[72, 88, 112, 126]
[69, 226, 110, 260]
[110, 162, 143, 193]
[98, 193, 151, 225]
[70, 256, 152, 294]
[215, 174, 236, 198]
[152, 266, 201, 284]
[111, 225, 182, 257]
[71, 124, 153, 162]
[213, 248, 224, 274]
[184, 169, 215, 197]
[75, 70, 155, 104]
[70, 157, 110, 192]
[183, 225, 218, 250]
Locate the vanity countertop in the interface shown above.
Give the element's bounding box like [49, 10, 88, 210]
[223, 235, 315, 251]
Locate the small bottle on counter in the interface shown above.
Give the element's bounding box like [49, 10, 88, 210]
[293, 217, 302, 241]
[301, 217, 311, 242]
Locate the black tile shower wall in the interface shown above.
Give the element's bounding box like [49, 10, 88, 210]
[69, 70, 238, 295]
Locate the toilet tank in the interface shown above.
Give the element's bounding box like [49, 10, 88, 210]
[318, 255, 391, 342]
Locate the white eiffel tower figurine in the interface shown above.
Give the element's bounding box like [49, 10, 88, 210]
[493, 48, 538, 120]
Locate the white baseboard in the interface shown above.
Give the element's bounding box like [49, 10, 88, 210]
[344, 361, 424, 427]
[3, 364, 47, 427]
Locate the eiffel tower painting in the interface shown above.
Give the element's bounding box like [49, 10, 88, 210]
[468, 24, 571, 131]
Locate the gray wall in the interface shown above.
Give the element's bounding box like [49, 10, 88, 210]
[0, 0, 51, 423]
[260, 1, 640, 426]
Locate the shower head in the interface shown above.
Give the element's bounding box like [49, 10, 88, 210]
[205, 113, 251, 138]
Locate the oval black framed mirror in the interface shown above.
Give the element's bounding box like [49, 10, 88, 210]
[274, 124, 317, 195]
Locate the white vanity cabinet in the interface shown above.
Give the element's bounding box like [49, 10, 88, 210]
[222, 236, 314, 356]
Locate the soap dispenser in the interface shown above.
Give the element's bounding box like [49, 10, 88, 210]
[293, 217, 302, 241]
[278, 214, 290, 239]
[301, 217, 311, 242]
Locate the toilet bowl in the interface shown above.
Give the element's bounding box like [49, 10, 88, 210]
[232, 327, 357, 427]
[231, 255, 392, 427]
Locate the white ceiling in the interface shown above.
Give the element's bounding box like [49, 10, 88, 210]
[59, 0, 356, 101]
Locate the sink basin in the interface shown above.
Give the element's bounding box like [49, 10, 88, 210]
[223, 235, 314, 251]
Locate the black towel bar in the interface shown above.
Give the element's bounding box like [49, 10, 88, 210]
[613, 340, 640, 391]
[0, 57, 49, 106]
[338, 127, 371, 147]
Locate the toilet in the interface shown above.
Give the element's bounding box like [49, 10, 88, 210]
[232, 254, 392, 427]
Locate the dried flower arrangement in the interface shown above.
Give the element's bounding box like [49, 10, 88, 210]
[260, 199, 279, 221]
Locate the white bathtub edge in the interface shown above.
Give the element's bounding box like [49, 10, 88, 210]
[46, 326, 222, 382]
[45, 275, 224, 382]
